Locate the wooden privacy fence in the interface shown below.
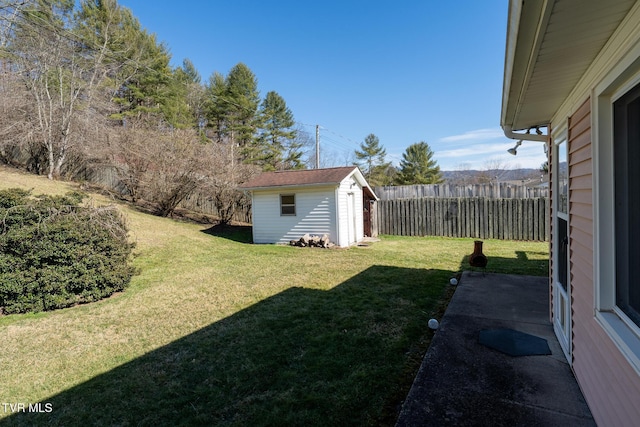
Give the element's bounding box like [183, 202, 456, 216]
[374, 183, 548, 200]
[377, 197, 548, 241]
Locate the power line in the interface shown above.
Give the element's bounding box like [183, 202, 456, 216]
[320, 126, 362, 149]
[296, 122, 406, 166]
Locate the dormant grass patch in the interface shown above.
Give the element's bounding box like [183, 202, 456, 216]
[0, 165, 548, 425]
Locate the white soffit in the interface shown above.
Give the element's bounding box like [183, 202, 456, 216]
[502, 0, 635, 131]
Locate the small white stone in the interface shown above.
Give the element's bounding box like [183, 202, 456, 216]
[428, 319, 439, 330]
[450, 278, 458, 286]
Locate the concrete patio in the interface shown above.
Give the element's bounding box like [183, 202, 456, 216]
[396, 271, 595, 426]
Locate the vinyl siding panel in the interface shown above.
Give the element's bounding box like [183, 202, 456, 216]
[564, 97, 640, 426]
[572, 341, 626, 426]
[571, 122, 591, 149]
[565, 99, 597, 413]
[568, 215, 592, 240]
[251, 187, 337, 245]
[569, 234, 592, 268]
[569, 106, 591, 136]
[569, 142, 592, 165]
[569, 189, 592, 206]
[569, 159, 592, 178]
[568, 97, 593, 273]
[569, 174, 593, 195]
[519, 3, 640, 424]
[569, 259, 592, 298]
[573, 327, 640, 427]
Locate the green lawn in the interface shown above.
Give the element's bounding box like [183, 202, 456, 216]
[0, 166, 549, 426]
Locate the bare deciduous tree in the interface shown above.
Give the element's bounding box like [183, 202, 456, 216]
[2, 0, 155, 179]
[200, 139, 257, 225]
[105, 122, 153, 203]
[144, 130, 211, 217]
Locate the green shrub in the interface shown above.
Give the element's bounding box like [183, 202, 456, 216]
[0, 188, 30, 208]
[0, 189, 135, 314]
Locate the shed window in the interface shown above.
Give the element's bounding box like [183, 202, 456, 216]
[280, 194, 295, 216]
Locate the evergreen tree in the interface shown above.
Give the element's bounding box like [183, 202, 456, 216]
[161, 59, 204, 129]
[257, 91, 299, 170]
[76, 0, 195, 130]
[204, 72, 228, 142]
[110, 29, 174, 125]
[203, 63, 260, 161]
[178, 59, 205, 129]
[180, 58, 201, 84]
[355, 133, 391, 186]
[395, 141, 443, 184]
[226, 62, 260, 158]
[540, 161, 549, 174]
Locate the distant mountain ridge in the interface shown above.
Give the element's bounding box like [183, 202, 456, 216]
[441, 167, 548, 184]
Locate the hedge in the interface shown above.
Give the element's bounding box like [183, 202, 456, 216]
[0, 189, 135, 314]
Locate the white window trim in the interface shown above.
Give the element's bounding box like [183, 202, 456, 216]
[552, 126, 572, 362]
[280, 194, 296, 216]
[553, 127, 569, 221]
[593, 41, 640, 375]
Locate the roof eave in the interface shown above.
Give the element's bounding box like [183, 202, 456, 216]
[500, 0, 524, 130]
[346, 167, 379, 200]
[240, 182, 340, 192]
[501, 0, 555, 132]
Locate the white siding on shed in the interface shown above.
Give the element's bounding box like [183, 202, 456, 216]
[251, 187, 337, 245]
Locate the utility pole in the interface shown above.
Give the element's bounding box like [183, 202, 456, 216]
[315, 125, 320, 169]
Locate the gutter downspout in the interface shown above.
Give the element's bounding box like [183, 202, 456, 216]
[502, 125, 549, 142]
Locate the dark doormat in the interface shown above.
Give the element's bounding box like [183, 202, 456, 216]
[479, 328, 551, 356]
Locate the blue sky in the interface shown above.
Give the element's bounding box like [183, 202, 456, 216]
[117, 0, 546, 171]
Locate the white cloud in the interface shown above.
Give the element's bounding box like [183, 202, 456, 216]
[436, 141, 546, 171]
[436, 143, 510, 159]
[439, 128, 505, 143]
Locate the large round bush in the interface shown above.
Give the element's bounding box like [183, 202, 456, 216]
[0, 189, 135, 314]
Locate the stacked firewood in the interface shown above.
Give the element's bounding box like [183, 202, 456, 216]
[290, 233, 333, 248]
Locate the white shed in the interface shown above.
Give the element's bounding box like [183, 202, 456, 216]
[239, 166, 378, 247]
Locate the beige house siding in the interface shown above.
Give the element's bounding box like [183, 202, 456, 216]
[504, 2, 640, 424]
[565, 98, 640, 426]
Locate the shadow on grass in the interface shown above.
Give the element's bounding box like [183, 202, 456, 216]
[3, 266, 453, 427]
[460, 251, 549, 277]
[201, 224, 253, 244]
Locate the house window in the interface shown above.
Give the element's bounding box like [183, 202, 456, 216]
[557, 140, 568, 216]
[555, 139, 569, 290]
[280, 194, 295, 216]
[614, 82, 640, 328]
[594, 53, 640, 374]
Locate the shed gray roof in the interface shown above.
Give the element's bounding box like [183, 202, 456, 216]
[239, 167, 358, 188]
[238, 166, 378, 200]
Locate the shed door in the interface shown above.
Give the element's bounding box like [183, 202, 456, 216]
[363, 194, 372, 237]
[347, 192, 356, 244]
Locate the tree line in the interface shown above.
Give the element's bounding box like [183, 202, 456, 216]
[353, 133, 443, 187]
[0, 0, 307, 220]
[0, 0, 443, 222]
